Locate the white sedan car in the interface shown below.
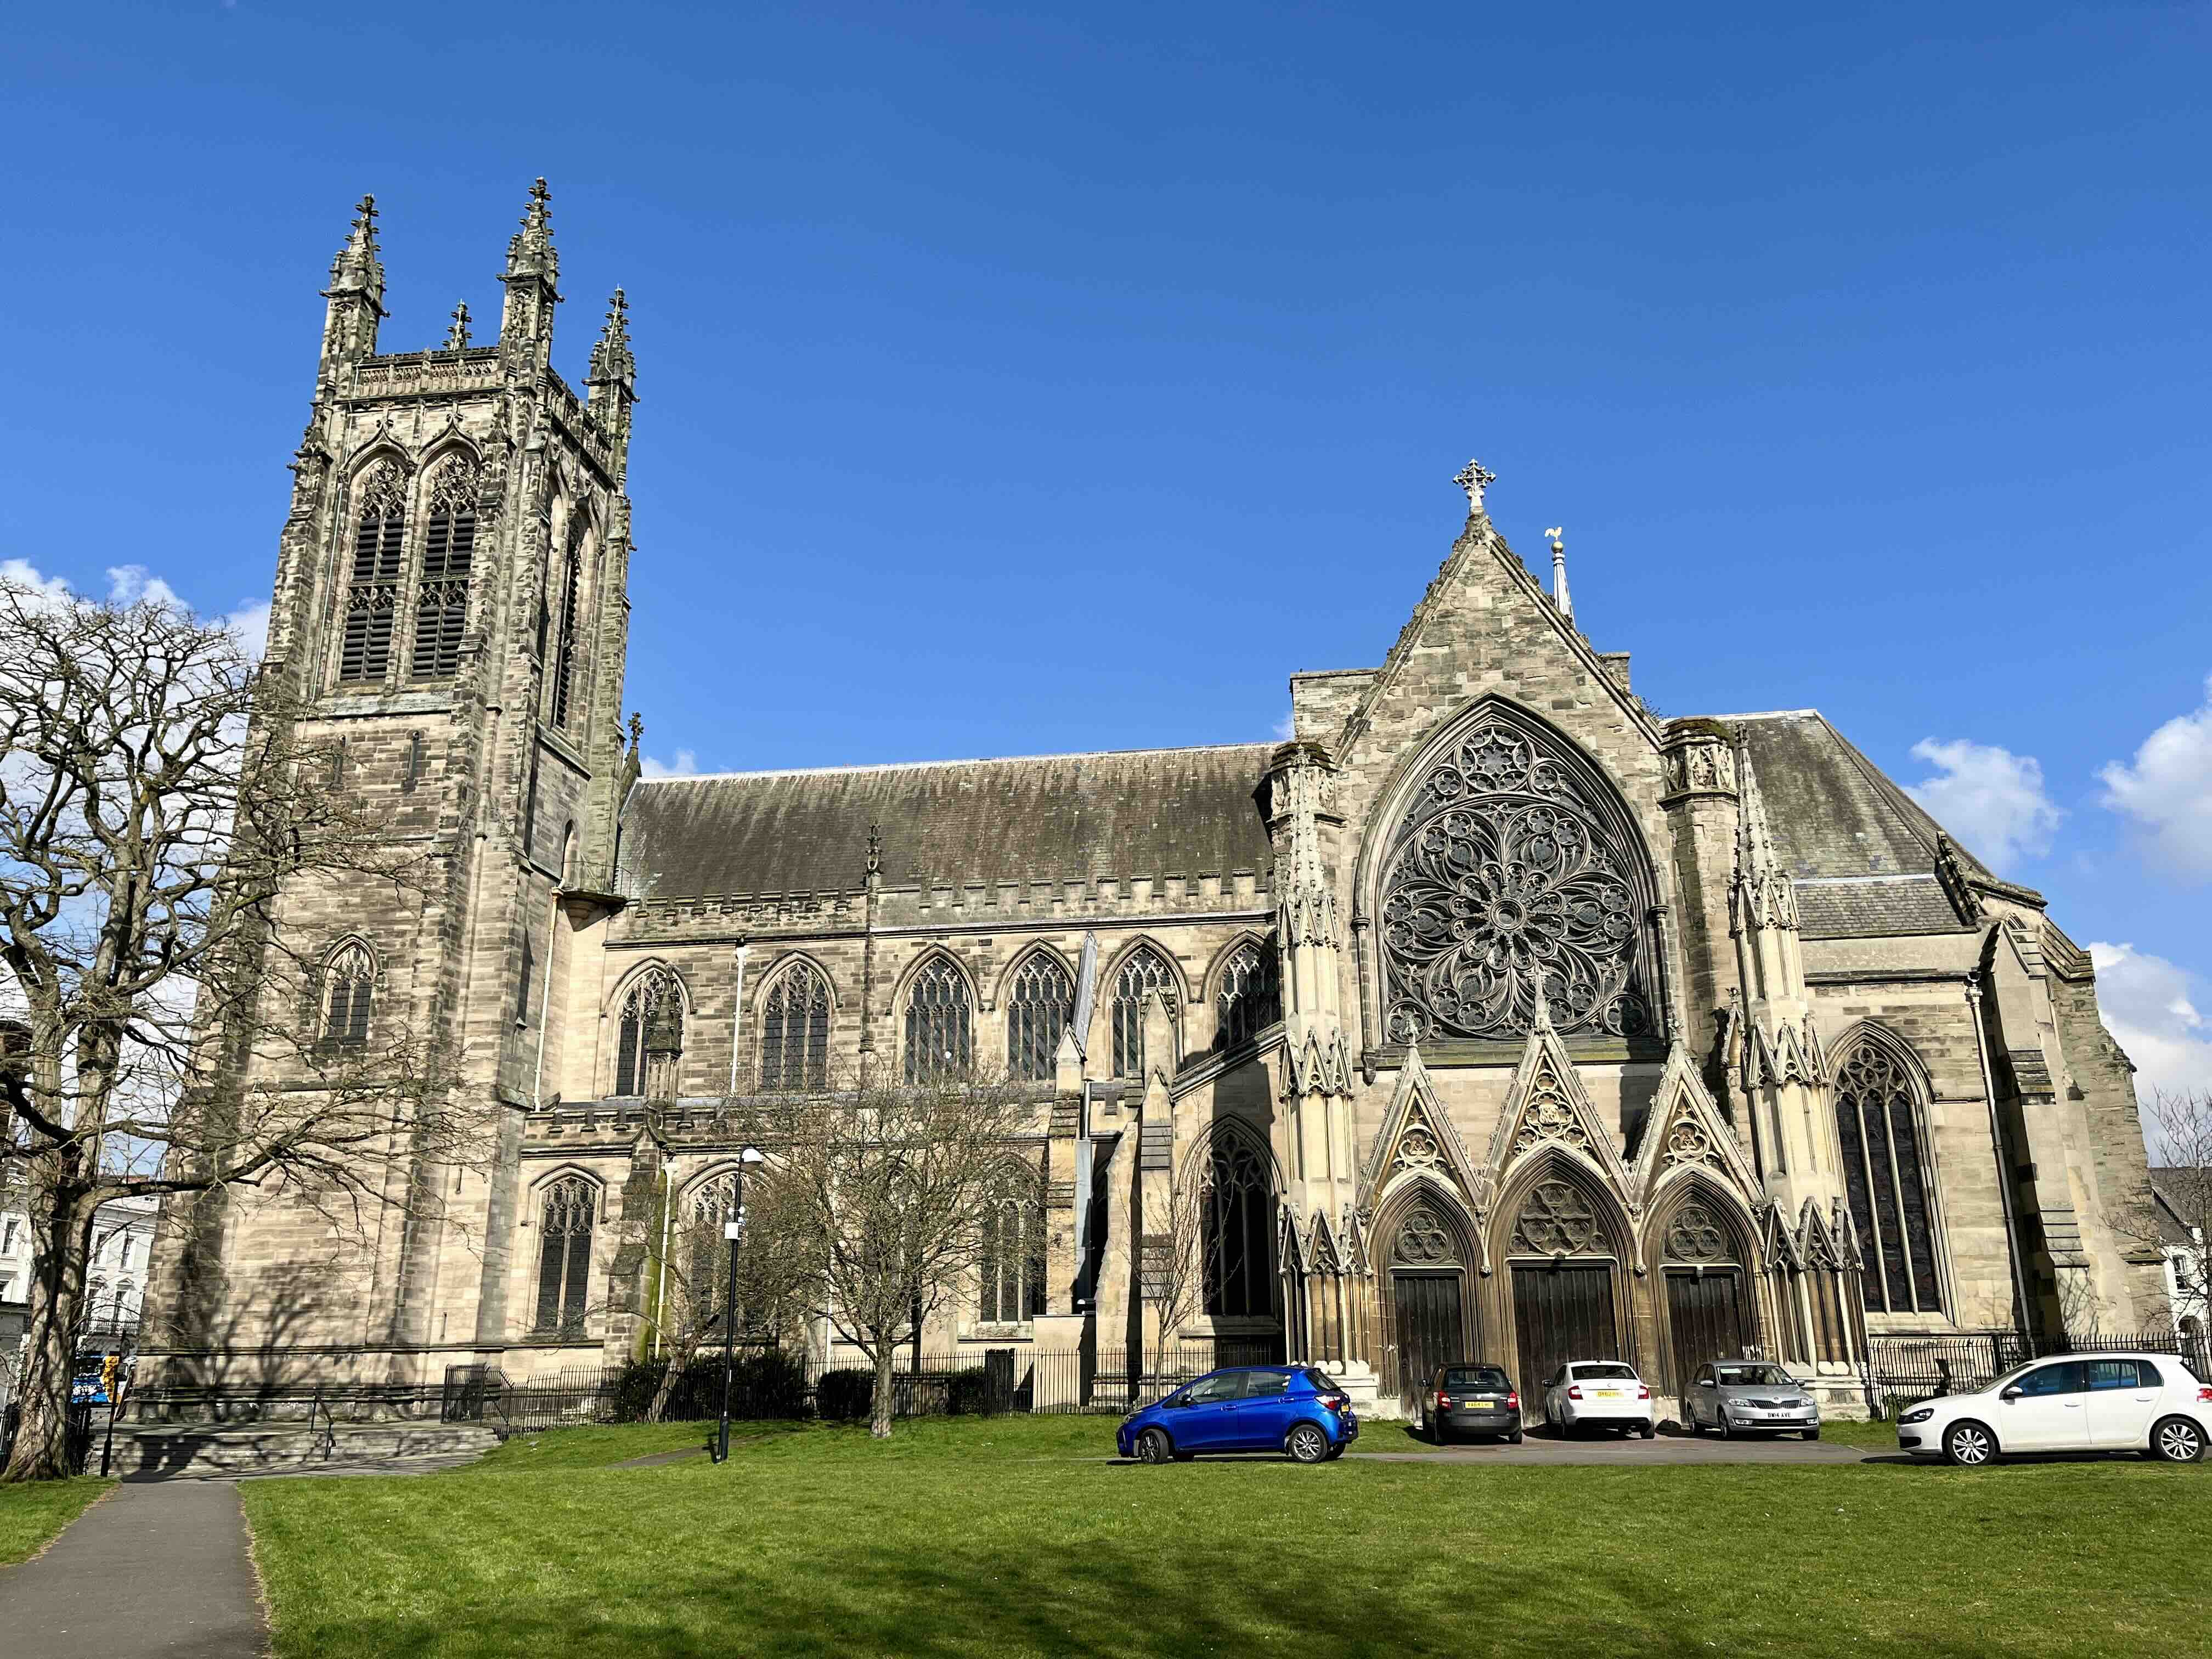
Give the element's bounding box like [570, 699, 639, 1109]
[1542, 1359, 1655, 1437]
[1896, 1352, 2210, 1466]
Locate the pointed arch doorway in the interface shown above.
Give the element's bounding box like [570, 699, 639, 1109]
[1385, 1197, 1475, 1415]
[1503, 1175, 1627, 1408]
[1658, 1197, 1754, 1395]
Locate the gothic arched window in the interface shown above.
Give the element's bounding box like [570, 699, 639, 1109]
[410, 456, 478, 680]
[759, 962, 831, 1092]
[613, 969, 682, 1098]
[550, 514, 586, 729]
[979, 1169, 1046, 1322]
[1215, 941, 1281, 1049]
[533, 1176, 595, 1334]
[320, 941, 376, 1053]
[339, 464, 407, 683]
[1378, 708, 1653, 1043]
[1201, 1136, 1274, 1317]
[1111, 945, 1178, 1080]
[1833, 1034, 1944, 1314]
[902, 956, 972, 1084]
[1006, 953, 1072, 1081]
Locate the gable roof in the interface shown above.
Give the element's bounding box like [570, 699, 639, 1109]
[617, 743, 1276, 901]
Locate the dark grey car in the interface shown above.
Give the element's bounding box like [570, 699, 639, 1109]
[1681, 1361, 1821, 1438]
[1421, 1363, 1524, 1444]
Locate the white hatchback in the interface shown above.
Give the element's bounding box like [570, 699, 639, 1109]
[1543, 1359, 1655, 1437]
[1897, 1352, 2211, 1466]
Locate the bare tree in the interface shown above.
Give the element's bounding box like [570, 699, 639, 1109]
[1140, 1160, 1209, 1395]
[751, 1065, 1036, 1438]
[2147, 1088, 2212, 1334]
[0, 579, 469, 1482]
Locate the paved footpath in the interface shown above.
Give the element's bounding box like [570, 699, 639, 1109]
[0, 1480, 265, 1658]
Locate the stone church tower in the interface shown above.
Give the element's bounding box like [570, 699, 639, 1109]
[147, 191, 2170, 1419]
[152, 185, 641, 1370]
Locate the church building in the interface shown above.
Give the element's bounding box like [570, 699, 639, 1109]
[147, 187, 2171, 1419]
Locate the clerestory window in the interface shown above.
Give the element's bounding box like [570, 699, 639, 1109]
[1005, 953, 1072, 1082]
[759, 962, 831, 1092]
[902, 955, 972, 1084]
[1111, 945, 1177, 1080]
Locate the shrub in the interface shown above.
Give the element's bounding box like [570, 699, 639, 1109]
[816, 1367, 876, 1422]
[946, 1366, 995, 1417]
[607, 1350, 814, 1423]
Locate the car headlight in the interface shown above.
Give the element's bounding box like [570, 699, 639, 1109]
[1898, 1407, 1934, 1426]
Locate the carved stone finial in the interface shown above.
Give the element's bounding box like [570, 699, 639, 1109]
[1453, 460, 1497, 511]
[627, 711, 644, 750]
[444, 301, 472, 350]
[866, 822, 882, 877]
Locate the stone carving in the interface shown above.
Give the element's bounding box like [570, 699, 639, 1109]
[1511, 1068, 1594, 1160]
[1663, 1115, 1715, 1169]
[1663, 1201, 1731, 1263]
[1510, 1179, 1598, 1255]
[1453, 459, 1497, 510]
[1393, 1204, 1453, 1264]
[1380, 720, 1649, 1043]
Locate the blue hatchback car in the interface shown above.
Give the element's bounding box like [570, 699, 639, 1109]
[1118, 1366, 1359, 1464]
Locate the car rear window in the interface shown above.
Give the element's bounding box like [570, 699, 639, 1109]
[1574, 1363, 1638, 1380]
[1242, 1370, 1291, 1398]
[1443, 1367, 1510, 1390]
[1303, 1369, 1336, 1392]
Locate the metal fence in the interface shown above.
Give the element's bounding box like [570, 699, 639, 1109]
[1864, 1327, 2211, 1413]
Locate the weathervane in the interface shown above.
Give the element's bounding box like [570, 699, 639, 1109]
[1453, 460, 1497, 511]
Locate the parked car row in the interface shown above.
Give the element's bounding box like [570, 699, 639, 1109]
[1117, 1348, 2211, 1468]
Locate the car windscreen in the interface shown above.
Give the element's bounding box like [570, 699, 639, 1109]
[1443, 1367, 1510, 1390]
[1714, 1365, 1794, 1387]
[1573, 1363, 1638, 1380]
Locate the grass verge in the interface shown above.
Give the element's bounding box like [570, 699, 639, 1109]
[0, 1477, 111, 1565]
[242, 1417, 2210, 1657]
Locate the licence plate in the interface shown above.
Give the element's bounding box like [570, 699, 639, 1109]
[1470, 1396, 1496, 1406]
[1594, 1390, 1622, 1399]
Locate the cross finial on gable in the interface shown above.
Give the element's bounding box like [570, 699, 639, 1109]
[1453, 459, 1497, 512]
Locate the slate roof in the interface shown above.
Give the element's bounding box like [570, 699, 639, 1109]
[1718, 709, 2014, 940]
[618, 744, 1276, 901]
[2148, 1168, 2205, 1246]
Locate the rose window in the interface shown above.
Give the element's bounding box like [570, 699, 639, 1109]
[1509, 1179, 1600, 1255]
[1379, 717, 1650, 1042]
[1663, 1203, 1730, 1263]
[1395, 1205, 1453, 1265]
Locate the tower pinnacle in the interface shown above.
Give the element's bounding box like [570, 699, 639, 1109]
[588, 289, 634, 386]
[1546, 526, 1572, 620]
[443, 301, 472, 350]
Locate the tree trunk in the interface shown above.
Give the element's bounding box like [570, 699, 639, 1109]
[870, 1340, 895, 1439]
[3, 1190, 89, 1484]
[645, 1353, 681, 1424]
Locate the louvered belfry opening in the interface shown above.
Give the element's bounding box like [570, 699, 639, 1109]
[410, 457, 477, 680]
[550, 516, 585, 728]
[759, 962, 831, 1092]
[339, 465, 407, 683]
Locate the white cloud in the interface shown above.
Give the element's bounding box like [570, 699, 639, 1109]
[2099, 675, 2212, 880]
[2089, 942, 2212, 1124]
[1272, 709, 1296, 740]
[2, 558, 269, 659]
[640, 749, 698, 780]
[1, 557, 74, 607]
[1903, 738, 2062, 873]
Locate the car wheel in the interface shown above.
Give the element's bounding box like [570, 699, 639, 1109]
[1135, 1429, 1172, 1465]
[1640, 1423, 1656, 1440]
[1507, 1429, 1524, 1445]
[1804, 1428, 1821, 1441]
[1943, 1420, 1997, 1467]
[1434, 1419, 1452, 1446]
[1286, 1423, 1330, 1464]
[1683, 1402, 1700, 1436]
[1323, 1443, 1347, 1461]
[2151, 1415, 2206, 1463]
[1715, 1413, 1731, 1441]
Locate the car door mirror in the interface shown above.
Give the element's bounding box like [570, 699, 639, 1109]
[1999, 1386, 2023, 1402]
[1698, 1379, 1716, 1389]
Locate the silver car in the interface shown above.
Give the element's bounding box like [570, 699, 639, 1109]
[1681, 1361, 1821, 1439]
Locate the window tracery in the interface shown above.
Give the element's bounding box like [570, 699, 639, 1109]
[1833, 1035, 1943, 1314]
[410, 456, 478, 680]
[979, 1170, 1045, 1322]
[1379, 714, 1651, 1043]
[1201, 1136, 1274, 1317]
[1111, 946, 1177, 1080]
[533, 1175, 595, 1334]
[902, 956, 972, 1083]
[320, 941, 376, 1053]
[1005, 954, 1072, 1082]
[614, 968, 682, 1098]
[1215, 941, 1280, 1049]
[759, 962, 831, 1092]
[339, 464, 407, 683]
[1662, 1201, 1732, 1263]
[1392, 1203, 1454, 1265]
[1508, 1178, 1601, 1255]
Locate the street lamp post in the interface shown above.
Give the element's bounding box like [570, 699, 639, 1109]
[713, 1146, 766, 1465]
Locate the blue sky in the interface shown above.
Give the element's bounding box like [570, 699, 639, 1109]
[4, 3, 2208, 1100]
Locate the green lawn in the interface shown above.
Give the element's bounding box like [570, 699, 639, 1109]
[241, 1417, 2211, 1658]
[0, 1478, 111, 1565]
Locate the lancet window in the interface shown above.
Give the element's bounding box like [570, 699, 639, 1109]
[1378, 710, 1652, 1043]
[979, 1170, 1046, 1323]
[1833, 1035, 1944, 1314]
[1111, 946, 1177, 1080]
[338, 464, 407, 683]
[320, 941, 376, 1054]
[613, 968, 682, 1098]
[758, 962, 831, 1092]
[902, 956, 973, 1084]
[1215, 941, 1280, 1049]
[1005, 953, 1073, 1081]
[410, 456, 478, 679]
[1201, 1136, 1274, 1318]
[550, 515, 586, 729]
[533, 1176, 595, 1334]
